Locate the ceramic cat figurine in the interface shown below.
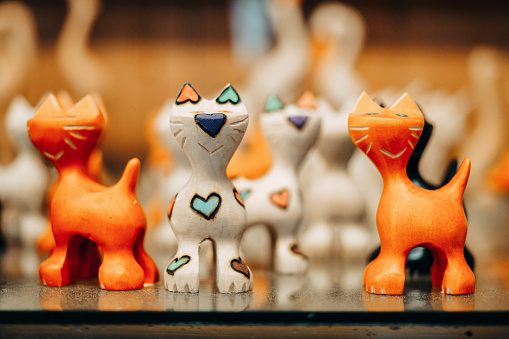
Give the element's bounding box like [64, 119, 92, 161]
[234, 92, 321, 274]
[300, 98, 369, 260]
[348, 92, 474, 295]
[164, 83, 252, 293]
[0, 96, 49, 249]
[28, 94, 158, 290]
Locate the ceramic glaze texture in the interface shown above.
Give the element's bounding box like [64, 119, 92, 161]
[165, 83, 252, 293]
[234, 92, 321, 274]
[27, 94, 158, 290]
[348, 92, 474, 295]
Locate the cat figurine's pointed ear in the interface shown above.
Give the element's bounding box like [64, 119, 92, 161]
[265, 95, 284, 112]
[68, 95, 103, 121]
[175, 83, 201, 105]
[216, 84, 242, 105]
[34, 94, 64, 118]
[352, 91, 383, 114]
[389, 92, 421, 116]
[56, 90, 75, 110]
[297, 91, 316, 109]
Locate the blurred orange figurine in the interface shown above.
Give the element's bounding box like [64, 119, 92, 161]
[348, 92, 474, 295]
[28, 94, 158, 290]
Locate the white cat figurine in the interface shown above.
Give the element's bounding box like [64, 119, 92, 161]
[164, 83, 252, 293]
[235, 92, 321, 274]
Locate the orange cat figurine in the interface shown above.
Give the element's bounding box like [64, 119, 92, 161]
[28, 94, 158, 290]
[348, 92, 474, 295]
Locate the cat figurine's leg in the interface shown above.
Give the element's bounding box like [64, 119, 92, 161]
[430, 251, 447, 288]
[133, 229, 159, 284]
[300, 220, 334, 258]
[363, 245, 406, 295]
[98, 242, 145, 290]
[164, 240, 200, 293]
[215, 242, 252, 293]
[76, 238, 101, 280]
[273, 222, 308, 274]
[39, 233, 78, 286]
[440, 249, 475, 294]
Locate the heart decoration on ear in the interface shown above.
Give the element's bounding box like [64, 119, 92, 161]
[265, 95, 284, 112]
[216, 84, 241, 105]
[176, 83, 201, 105]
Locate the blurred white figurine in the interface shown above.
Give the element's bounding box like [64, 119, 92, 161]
[459, 46, 506, 199]
[56, 0, 108, 97]
[0, 96, 49, 274]
[0, 2, 37, 105]
[146, 100, 192, 250]
[235, 92, 321, 274]
[240, 0, 310, 120]
[164, 83, 253, 293]
[310, 2, 367, 109]
[300, 98, 369, 260]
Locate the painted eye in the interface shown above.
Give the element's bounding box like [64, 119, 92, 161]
[364, 113, 378, 116]
[396, 114, 408, 117]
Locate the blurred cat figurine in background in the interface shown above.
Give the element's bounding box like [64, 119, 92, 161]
[235, 92, 321, 274]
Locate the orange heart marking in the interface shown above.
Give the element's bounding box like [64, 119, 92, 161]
[167, 195, 177, 219]
[270, 189, 289, 209]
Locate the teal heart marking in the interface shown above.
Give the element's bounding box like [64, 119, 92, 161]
[265, 95, 284, 112]
[240, 189, 251, 202]
[191, 193, 222, 220]
[216, 85, 241, 105]
[167, 255, 191, 276]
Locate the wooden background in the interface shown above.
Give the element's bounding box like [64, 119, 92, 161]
[1, 0, 509, 173]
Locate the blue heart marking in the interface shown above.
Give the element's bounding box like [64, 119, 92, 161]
[240, 189, 251, 201]
[191, 193, 222, 220]
[288, 116, 308, 130]
[167, 255, 191, 275]
[195, 113, 226, 138]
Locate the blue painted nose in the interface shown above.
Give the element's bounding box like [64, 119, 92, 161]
[195, 113, 226, 138]
[288, 116, 308, 130]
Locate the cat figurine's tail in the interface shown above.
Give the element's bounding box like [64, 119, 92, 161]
[116, 158, 141, 195]
[440, 157, 471, 200]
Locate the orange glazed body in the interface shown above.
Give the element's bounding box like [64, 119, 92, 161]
[28, 94, 158, 290]
[348, 92, 474, 295]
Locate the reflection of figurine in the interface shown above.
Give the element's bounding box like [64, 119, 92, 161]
[235, 93, 321, 274]
[349, 92, 474, 295]
[0, 96, 49, 252]
[368, 120, 475, 275]
[300, 98, 368, 260]
[164, 83, 252, 293]
[28, 94, 158, 290]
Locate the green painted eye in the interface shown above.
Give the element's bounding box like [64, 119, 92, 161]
[396, 114, 408, 117]
[365, 113, 378, 115]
